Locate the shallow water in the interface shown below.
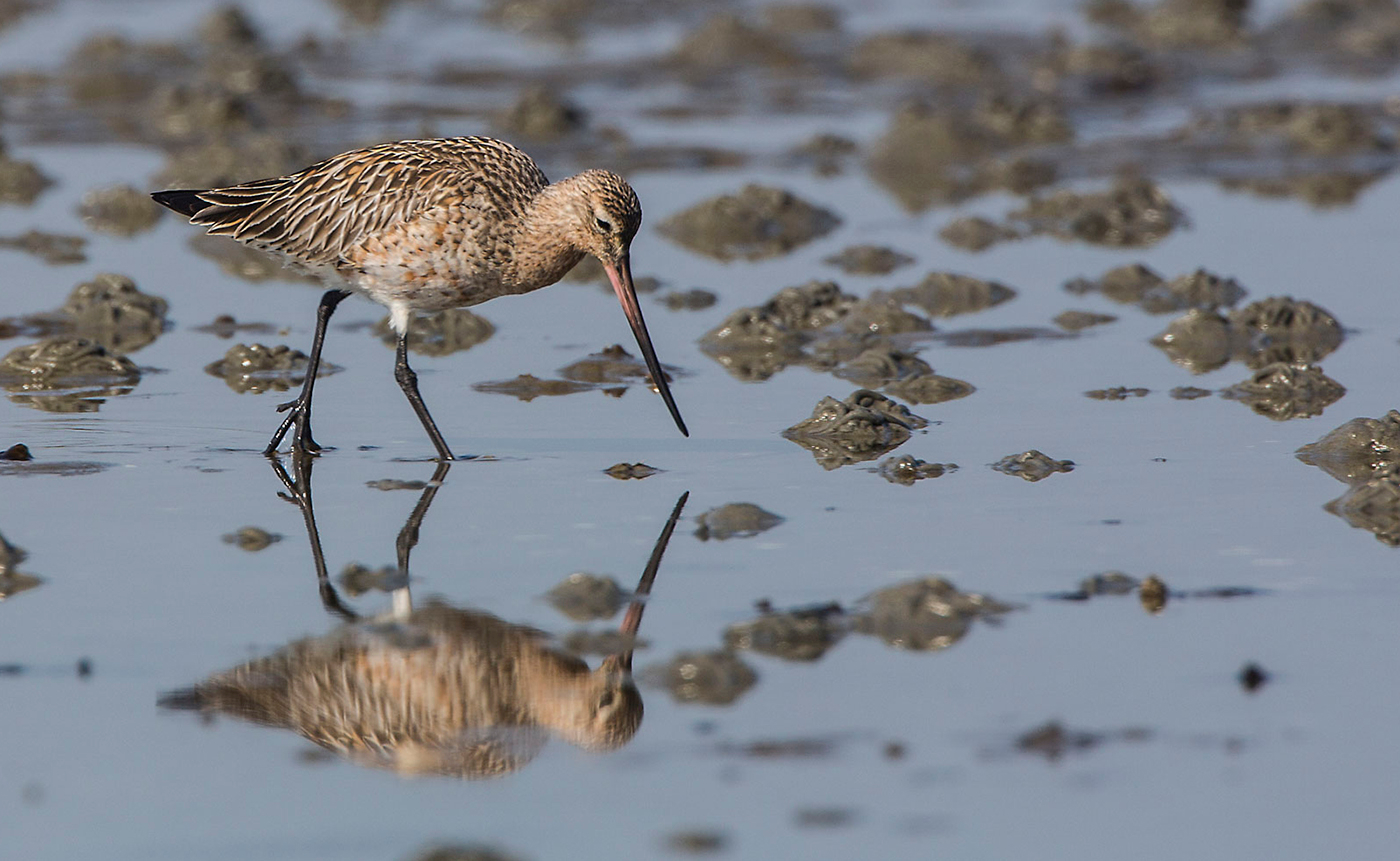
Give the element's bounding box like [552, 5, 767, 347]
[3, 1, 1400, 859]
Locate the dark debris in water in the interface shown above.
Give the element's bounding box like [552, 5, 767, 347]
[604, 462, 660, 480]
[365, 478, 429, 491]
[1172, 386, 1214, 400]
[719, 737, 837, 759]
[1015, 720, 1153, 762]
[336, 562, 407, 596]
[404, 844, 529, 861]
[794, 807, 858, 829]
[992, 450, 1075, 481]
[1085, 386, 1150, 400]
[1239, 662, 1269, 693]
[220, 526, 281, 551]
[663, 829, 729, 855]
[1049, 571, 1265, 608]
[191, 314, 278, 339]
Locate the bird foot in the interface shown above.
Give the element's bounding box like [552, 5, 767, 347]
[266, 395, 323, 455]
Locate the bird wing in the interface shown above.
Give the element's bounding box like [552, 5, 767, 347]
[183, 138, 550, 269]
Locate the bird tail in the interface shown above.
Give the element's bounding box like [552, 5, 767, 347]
[150, 189, 212, 219]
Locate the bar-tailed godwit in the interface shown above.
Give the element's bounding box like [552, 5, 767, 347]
[153, 136, 687, 459]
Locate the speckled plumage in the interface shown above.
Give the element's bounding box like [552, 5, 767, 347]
[153, 136, 686, 457]
[158, 602, 641, 778]
[171, 137, 639, 324]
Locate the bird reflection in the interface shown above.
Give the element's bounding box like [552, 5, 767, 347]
[160, 453, 688, 778]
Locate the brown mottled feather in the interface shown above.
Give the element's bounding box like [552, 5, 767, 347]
[186, 137, 549, 270]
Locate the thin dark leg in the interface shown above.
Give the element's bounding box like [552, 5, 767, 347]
[395, 460, 453, 576]
[268, 450, 359, 622]
[265, 289, 350, 456]
[394, 333, 455, 461]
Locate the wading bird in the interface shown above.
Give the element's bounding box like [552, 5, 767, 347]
[153, 137, 688, 460]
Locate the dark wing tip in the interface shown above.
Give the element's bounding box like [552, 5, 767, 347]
[156, 686, 207, 711]
[150, 189, 211, 219]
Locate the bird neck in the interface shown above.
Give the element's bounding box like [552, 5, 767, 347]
[508, 180, 588, 291]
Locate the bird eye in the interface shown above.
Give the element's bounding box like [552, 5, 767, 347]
[598, 691, 617, 709]
[595, 216, 613, 233]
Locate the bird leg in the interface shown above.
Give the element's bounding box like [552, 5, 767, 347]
[394, 333, 456, 461]
[266, 289, 350, 456]
[268, 450, 359, 621]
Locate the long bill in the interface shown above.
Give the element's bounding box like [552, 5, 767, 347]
[605, 255, 689, 437]
[610, 491, 689, 672]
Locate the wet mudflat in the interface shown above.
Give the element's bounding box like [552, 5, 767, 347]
[3, 0, 1400, 859]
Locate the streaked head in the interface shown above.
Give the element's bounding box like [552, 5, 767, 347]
[558, 170, 688, 437]
[568, 169, 642, 265]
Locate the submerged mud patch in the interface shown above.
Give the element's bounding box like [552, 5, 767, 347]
[372, 309, 495, 357]
[1007, 176, 1186, 247]
[546, 572, 627, 622]
[823, 245, 914, 276]
[992, 450, 1075, 481]
[1153, 296, 1344, 374]
[472, 374, 593, 401]
[0, 337, 141, 412]
[1323, 464, 1400, 546]
[77, 184, 163, 235]
[205, 343, 332, 394]
[853, 577, 1017, 652]
[1297, 410, 1400, 484]
[890, 272, 1016, 318]
[640, 650, 758, 706]
[783, 389, 928, 470]
[658, 184, 840, 261]
[1065, 265, 1247, 315]
[723, 603, 847, 662]
[0, 230, 87, 265]
[873, 455, 957, 485]
[693, 503, 784, 541]
[0, 537, 42, 601]
[1220, 362, 1345, 421]
[1, 273, 170, 358]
